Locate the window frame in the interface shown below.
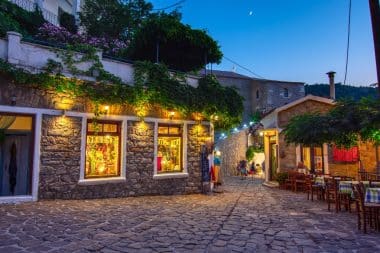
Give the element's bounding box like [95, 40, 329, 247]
[283, 88, 289, 98]
[153, 122, 188, 179]
[156, 123, 184, 174]
[84, 119, 122, 179]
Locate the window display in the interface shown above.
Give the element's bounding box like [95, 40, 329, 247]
[157, 124, 182, 173]
[85, 121, 121, 178]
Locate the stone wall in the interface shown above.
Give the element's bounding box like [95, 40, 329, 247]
[216, 130, 248, 176]
[278, 133, 297, 171]
[278, 100, 334, 128]
[1, 76, 210, 199]
[329, 141, 379, 179]
[37, 116, 208, 199]
[251, 80, 305, 113]
[39, 115, 82, 199]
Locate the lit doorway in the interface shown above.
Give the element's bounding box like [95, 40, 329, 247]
[269, 140, 278, 181]
[0, 114, 34, 197]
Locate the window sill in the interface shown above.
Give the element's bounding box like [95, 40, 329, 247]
[153, 173, 189, 180]
[78, 177, 126, 185]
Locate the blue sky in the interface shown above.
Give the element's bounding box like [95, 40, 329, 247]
[150, 0, 377, 86]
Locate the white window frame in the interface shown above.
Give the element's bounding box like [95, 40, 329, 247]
[153, 122, 188, 179]
[78, 116, 127, 185]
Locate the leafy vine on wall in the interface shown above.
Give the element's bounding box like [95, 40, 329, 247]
[0, 44, 244, 130]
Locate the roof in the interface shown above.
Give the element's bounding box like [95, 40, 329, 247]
[199, 69, 304, 85]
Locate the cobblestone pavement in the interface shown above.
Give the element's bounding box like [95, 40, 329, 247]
[0, 177, 379, 253]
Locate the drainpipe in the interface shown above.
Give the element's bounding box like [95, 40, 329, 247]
[326, 71, 336, 100]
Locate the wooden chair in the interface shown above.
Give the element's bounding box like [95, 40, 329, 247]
[305, 175, 324, 201]
[326, 178, 340, 212]
[293, 173, 306, 192]
[352, 183, 376, 233]
[284, 170, 296, 191]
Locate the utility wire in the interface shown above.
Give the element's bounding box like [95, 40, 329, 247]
[343, 0, 352, 85]
[223, 56, 265, 79]
[152, 0, 186, 11]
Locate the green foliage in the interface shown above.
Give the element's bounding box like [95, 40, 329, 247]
[0, 12, 23, 37]
[79, 0, 152, 40]
[0, 0, 44, 36]
[0, 46, 244, 130]
[284, 98, 380, 148]
[246, 145, 264, 162]
[58, 9, 77, 33]
[127, 12, 223, 72]
[275, 172, 288, 185]
[305, 83, 379, 100]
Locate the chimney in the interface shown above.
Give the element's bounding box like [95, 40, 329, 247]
[326, 71, 336, 100]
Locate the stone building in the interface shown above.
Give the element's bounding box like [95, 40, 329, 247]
[204, 70, 305, 122]
[260, 95, 380, 182]
[208, 70, 305, 176]
[0, 32, 212, 202]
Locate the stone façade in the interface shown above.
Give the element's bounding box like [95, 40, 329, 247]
[1, 78, 211, 200]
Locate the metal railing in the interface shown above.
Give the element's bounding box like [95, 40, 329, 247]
[9, 0, 59, 26]
[10, 0, 35, 11]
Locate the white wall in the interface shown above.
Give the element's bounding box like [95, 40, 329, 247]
[0, 33, 200, 87]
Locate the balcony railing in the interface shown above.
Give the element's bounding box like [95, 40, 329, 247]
[9, 0, 59, 26]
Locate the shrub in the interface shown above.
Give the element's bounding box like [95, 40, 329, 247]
[0, 12, 23, 37]
[59, 10, 77, 33]
[275, 172, 289, 185]
[0, 0, 44, 35]
[36, 23, 128, 55]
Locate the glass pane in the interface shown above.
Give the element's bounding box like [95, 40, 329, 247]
[85, 135, 120, 178]
[103, 124, 117, 133]
[157, 136, 181, 173]
[303, 147, 311, 169]
[169, 127, 180, 135]
[158, 127, 168, 135]
[87, 122, 102, 133]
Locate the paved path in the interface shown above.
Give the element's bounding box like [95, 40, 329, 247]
[0, 177, 379, 253]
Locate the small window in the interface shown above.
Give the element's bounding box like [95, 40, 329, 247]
[256, 90, 260, 99]
[284, 88, 289, 98]
[157, 124, 182, 174]
[85, 120, 121, 178]
[333, 146, 359, 162]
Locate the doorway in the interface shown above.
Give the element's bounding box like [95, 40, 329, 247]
[0, 114, 34, 197]
[269, 141, 278, 181]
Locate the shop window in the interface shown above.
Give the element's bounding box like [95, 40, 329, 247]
[157, 124, 182, 174]
[85, 120, 121, 178]
[333, 146, 359, 163]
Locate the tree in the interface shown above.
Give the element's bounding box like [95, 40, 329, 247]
[127, 12, 223, 72]
[283, 98, 380, 148]
[79, 0, 152, 40]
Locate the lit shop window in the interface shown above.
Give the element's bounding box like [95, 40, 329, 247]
[157, 124, 182, 174]
[85, 120, 121, 178]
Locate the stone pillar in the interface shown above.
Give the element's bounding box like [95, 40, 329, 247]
[323, 143, 329, 174]
[7, 31, 22, 65]
[72, 0, 80, 24]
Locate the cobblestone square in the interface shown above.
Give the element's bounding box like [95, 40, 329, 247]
[0, 177, 379, 253]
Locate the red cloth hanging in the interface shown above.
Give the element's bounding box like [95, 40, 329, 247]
[333, 146, 359, 162]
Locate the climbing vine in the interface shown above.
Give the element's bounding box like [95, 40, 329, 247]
[0, 44, 243, 130]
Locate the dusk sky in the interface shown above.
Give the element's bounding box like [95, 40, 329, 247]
[151, 0, 377, 86]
